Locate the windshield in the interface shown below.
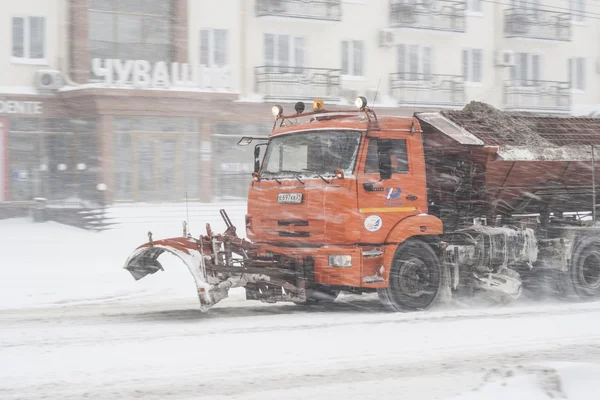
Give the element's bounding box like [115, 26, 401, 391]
[260, 130, 362, 179]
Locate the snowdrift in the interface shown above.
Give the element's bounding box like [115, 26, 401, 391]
[448, 362, 600, 400]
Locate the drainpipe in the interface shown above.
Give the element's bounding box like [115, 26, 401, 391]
[58, 0, 78, 86]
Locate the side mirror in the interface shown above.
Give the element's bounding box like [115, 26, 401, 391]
[254, 145, 261, 173]
[238, 137, 253, 146]
[377, 139, 393, 180]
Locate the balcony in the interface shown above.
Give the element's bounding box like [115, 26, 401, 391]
[390, 73, 465, 106]
[389, 0, 466, 33]
[255, 66, 342, 101]
[504, 8, 571, 41]
[255, 0, 342, 21]
[503, 80, 571, 113]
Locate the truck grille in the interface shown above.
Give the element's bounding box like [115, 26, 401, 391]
[278, 231, 310, 238]
[277, 220, 309, 227]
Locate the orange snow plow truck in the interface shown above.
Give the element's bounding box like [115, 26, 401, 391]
[123, 97, 600, 311]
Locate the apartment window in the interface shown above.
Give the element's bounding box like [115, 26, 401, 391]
[462, 49, 483, 83]
[200, 29, 228, 67]
[466, 0, 483, 13]
[397, 44, 433, 80]
[570, 0, 585, 22]
[510, 53, 541, 86]
[89, 0, 171, 64]
[341, 40, 364, 77]
[568, 58, 585, 90]
[11, 16, 46, 63]
[511, 0, 540, 14]
[264, 34, 305, 73]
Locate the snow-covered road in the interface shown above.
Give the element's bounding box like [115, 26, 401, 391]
[2, 205, 600, 399]
[3, 295, 600, 400]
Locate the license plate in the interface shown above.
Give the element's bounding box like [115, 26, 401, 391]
[277, 193, 303, 204]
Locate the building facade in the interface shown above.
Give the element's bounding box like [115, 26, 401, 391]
[1, 0, 599, 204]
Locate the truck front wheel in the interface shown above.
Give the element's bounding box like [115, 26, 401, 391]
[378, 240, 443, 312]
[571, 242, 600, 298]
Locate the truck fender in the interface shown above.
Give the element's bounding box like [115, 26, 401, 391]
[382, 214, 444, 277]
[384, 214, 443, 245]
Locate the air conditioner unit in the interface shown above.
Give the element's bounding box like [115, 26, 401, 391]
[378, 29, 395, 47]
[35, 70, 64, 91]
[495, 50, 515, 67]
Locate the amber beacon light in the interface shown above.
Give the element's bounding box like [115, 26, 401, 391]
[313, 99, 325, 112]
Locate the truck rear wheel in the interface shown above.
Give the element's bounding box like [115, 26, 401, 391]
[571, 242, 600, 298]
[377, 240, 442, 312]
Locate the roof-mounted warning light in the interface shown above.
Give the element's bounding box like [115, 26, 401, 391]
[295, 101, 305, 114]
[355, 96, 368, 110]
[272, 105, 283, 118]
[313, 99, 325, 112]
[270, 95, 379, 132]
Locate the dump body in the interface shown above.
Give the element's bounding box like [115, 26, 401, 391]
[419, 110, 600, 225]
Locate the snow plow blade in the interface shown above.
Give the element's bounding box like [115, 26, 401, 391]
[122, 211, 310, 312]
[123, 237, 218, 311]
[124, 238, 200, 280]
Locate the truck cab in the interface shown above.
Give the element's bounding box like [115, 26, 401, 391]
[241, 98, 443, 302]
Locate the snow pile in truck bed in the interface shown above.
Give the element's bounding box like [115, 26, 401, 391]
[442, 101, 554, 148]
[447, 362, 600, 400]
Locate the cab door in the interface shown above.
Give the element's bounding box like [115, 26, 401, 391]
[356, 132, 428, 243]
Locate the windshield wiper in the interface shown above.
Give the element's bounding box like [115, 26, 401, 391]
[293, 174, 305, 185]
[302, 169, 331, 184]
[277, 170, 305, 185]
[315, 173, 331, 184]
[260, 174, 282, 184]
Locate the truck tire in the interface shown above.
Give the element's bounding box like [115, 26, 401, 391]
[571, 241, 600, 298]
[377, 240, 443, 312]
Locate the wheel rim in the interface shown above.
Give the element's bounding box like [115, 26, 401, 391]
[580, 251, 600, 289]
[396, 257, 436, 299]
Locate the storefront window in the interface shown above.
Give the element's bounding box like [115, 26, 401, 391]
[137, 137, 154, 199]
[114, 116, 199, 202]
[89, 0, 171, 66]
[212, 122, 271, 200]
[8, 133, 40, 201]
[181, 134, 200, 200]
[8, 118, 98, 203]
[114, 132, 132, 200]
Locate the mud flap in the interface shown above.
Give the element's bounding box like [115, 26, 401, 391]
[122, 238, 216, 312]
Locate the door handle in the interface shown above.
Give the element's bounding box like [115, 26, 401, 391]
[406, 195, 418, 201]
[363, 182, 384, 192]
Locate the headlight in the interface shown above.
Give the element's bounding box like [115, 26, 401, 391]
[328, 254, 352, 267]
[272, 105, 283, 118]
[355, 96, 368, 110]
